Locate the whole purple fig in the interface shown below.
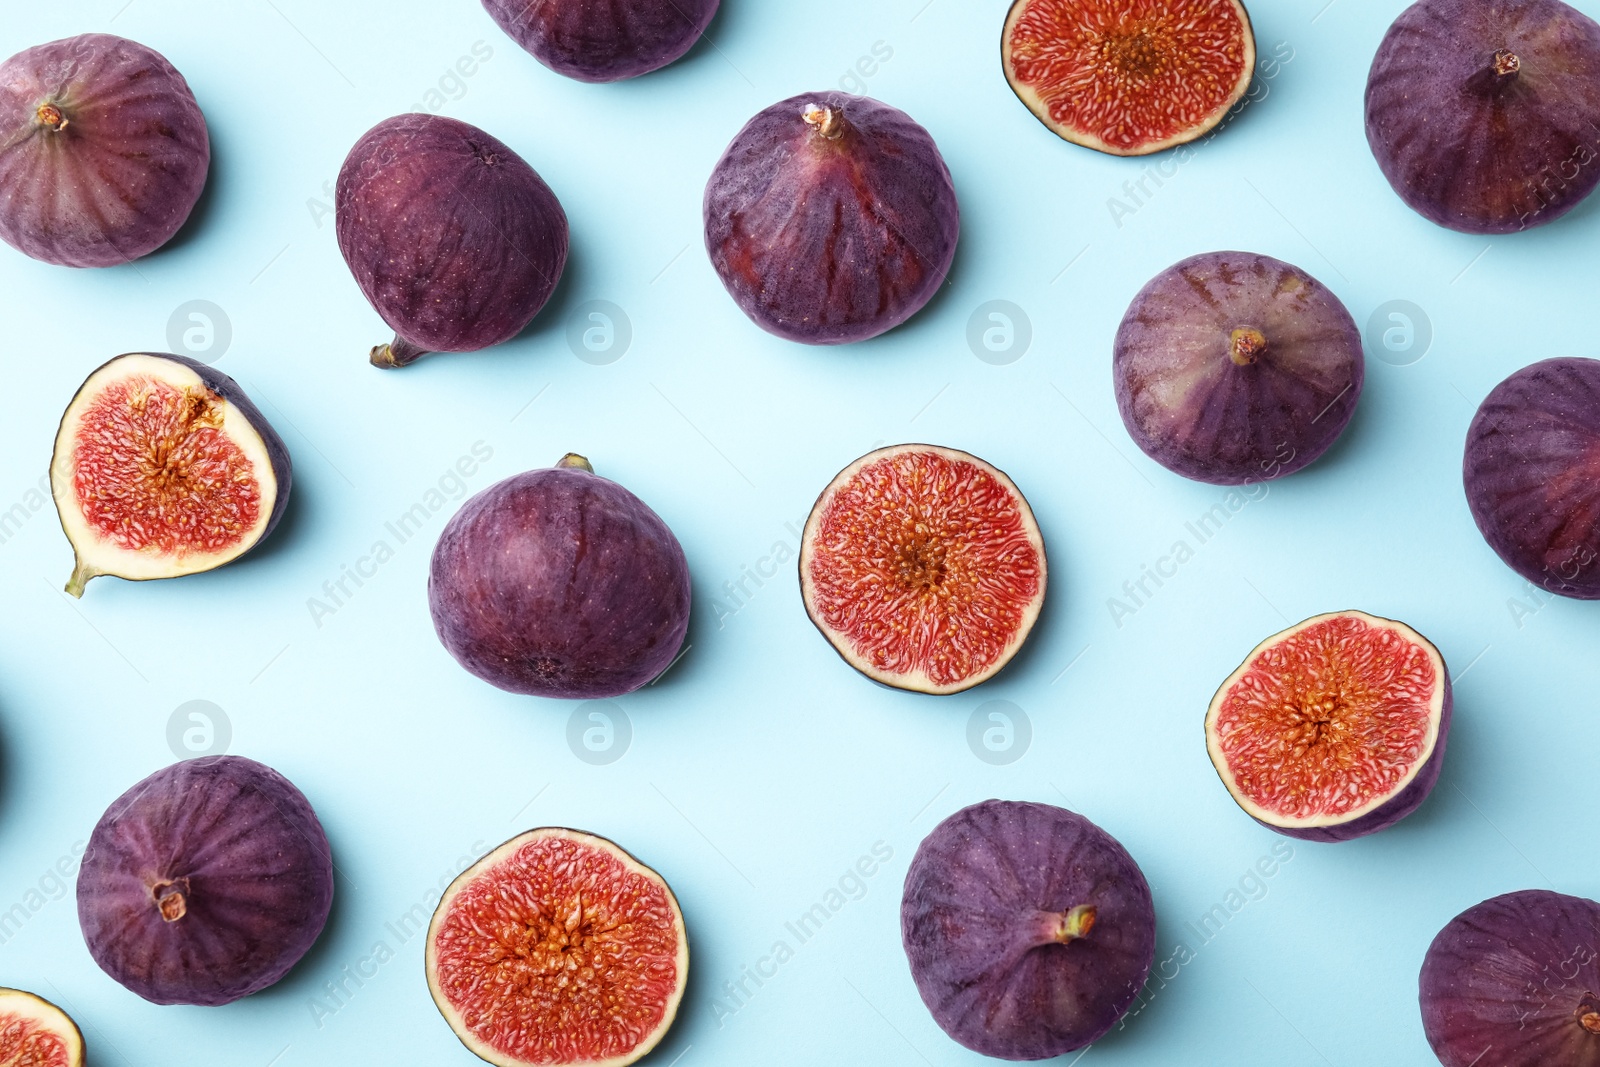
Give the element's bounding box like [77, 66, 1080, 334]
[902, 800, 1156, 1059]
[429, 454, 691, 699]
[704, 92, 960, 345]
[1114, 251, 1364, 485]
[77, 756, 334, 1006]
[336, 113, 569, 368]
[1366, 0, 1600, 233]
[1420, 890, 1600, 1066]
[1464, 358, 1600, 598]
[482, 0, 719, 82]
[0, 34, 209, 267]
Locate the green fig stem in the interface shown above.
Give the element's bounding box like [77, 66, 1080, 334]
[65, 559, 92, 598]
[35, 102, 67, 131]
[1230, 326, 1267, 366]
[802, 104, 848, 140]
[1055, 904, 1098, 942]
[1493, 48, 1520, 78]
[557, 453, 594, 473]
[371, 336, 430, 369]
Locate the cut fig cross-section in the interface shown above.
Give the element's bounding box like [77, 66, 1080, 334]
[426, 828, 688, 1067]
[50, 352, 292, 596]
[1205, 610, 1452, 842]
[0, 988, 84, 1067]
[799, 444, 1046, 695]
[1002, 0, 1256, 155]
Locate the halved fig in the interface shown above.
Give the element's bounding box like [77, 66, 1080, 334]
[50, 352, 292, 597]
[1114, 251, 1365, 485]
[1420, 889, 1600, 1066]
[902, 800, 1157, 1058]
[1205, 610, 1452, 842]
[1002, 0, 1256, 155]
[425, 828, 688, 1067]
[799, 444, 1045, 694]
[0, 988, 84, 1067]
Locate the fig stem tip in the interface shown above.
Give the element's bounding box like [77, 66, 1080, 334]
[1058, 904, 1097, 942]
[557, 454, 594, 473]
[36, 102, 67, 130]
[802, 104, 846, 140]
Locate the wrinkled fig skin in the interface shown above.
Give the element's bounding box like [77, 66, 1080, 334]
[430, 457, 691, 698]
[0, 34, 209, 267]
[1114, 251, 1364, 485]
[1420, 890, 1600, 1066]
[336, 114, 569, 367]
[1366, 0, 1600, 233]
[705, 92, 960, 345]
[482, 0, 719, 82]
[1464, 358, 1600, 598]
[77, 756, 334, 1006]
[902, 801, 1156, 1059]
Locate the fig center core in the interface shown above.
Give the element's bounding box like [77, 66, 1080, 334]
[1493, 48, 1520, 77]
[153, 879, 189, 922]
[1230, 326, 1268, 365]
[35, 103, 67, 131]
[895, 532, 949, 591]
[1102, 30, 1166, 77]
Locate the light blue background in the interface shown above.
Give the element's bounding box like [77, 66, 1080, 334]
[1, 0, 1596, 1063]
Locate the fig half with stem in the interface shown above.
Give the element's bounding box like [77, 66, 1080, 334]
[1002, 0, 1256, 155]
[799, 444, 1046, 694]
[337, 114, 569, 368]
[51, 353, 292, 597]
[426, 828, 688, 1067]
[902, 800, 1157, 1059]
[1205, 610, 1452, 842]
[1464, 358, 1600, 598]
[704, 92, 960, 345]
[1114, 251, 1364, 484]
[0, 988, 84, 1067]
[482, 0, 719, 82]
[0, 34, 210, 267]
[1365, 0, 1600, 233]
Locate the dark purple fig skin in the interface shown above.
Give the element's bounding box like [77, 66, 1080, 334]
[76, 756, 333, 1006]
[1114, 251, 1364, 485]
[902, 800, 1156, 1059]
[0, 34, 209, 267]
[1420, 890, 1600, 1066]
[336, 114, 569, 368]
[429, 455, 691, 698]
[1465, 358, 1600, 598]
[482, 0, 719, 82]
[1366, 0, 1600, 234]
[704, 92, 960, 345]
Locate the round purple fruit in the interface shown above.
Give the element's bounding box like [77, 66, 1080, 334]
[902, 800, 1156, 1059]
[336, 114, 569, 368]
[430, 454, 691, 699]
[77, 756, 334, 1006]
[1366, 0, 1600, 233]
[482, 0, 718, 82]
[1464, 358, 1600, 598]
[704, 92, 960, 345]
[0, 34, 209, 267]
[1114, 251, 1364, 485]
[1420, 890, 1600, 1066]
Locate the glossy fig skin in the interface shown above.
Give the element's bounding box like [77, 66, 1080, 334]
[482, 0, 719, 82]
[1114, 251, 1364, 485]
[76, 756, 334, 1006]
[336, 114, 569, 367]
[1420, 890, 1600, 1066]
[429, 456, 691, 699]
[705, 92, 960, 345]
[0, 34, 209, 267]
[902, 800, 1156, 1059]
[1464, 358, 1600, 598]
[1365, 0, 1600, 233]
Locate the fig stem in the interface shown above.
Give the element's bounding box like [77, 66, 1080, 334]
[1581, 1010, 1600, 1035]
[35, 102, 68, 131]
[802, 104, 847, 140]
[1055, 904, 1097, 942]
[371, 337, 430, 369]
[1230, 326, 1267, 366]
[557, 453, 594, 473]
[1493, 48, 1520, 77]
[65, 560, 92, 599]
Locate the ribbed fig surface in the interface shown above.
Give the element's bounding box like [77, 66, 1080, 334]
[902, 800, 1156, 1059]
[704, 92, 959, 345]
[1206, 610, 1452, 842]
[0, 34, 209, 267]
[77, 756, 334, 1006]
[1420, 890, 1600, 1066]
[1366, 0, 1600, 233]
[1464, 358, 1600, 598]
[1114, 251, 1364, 484]
[50, 352, 292, 597]
[0, 988, 84, 1067]
[482, 0, 719, 82]
[337, 113, 569, 367]
[429, 454, 690, 699]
